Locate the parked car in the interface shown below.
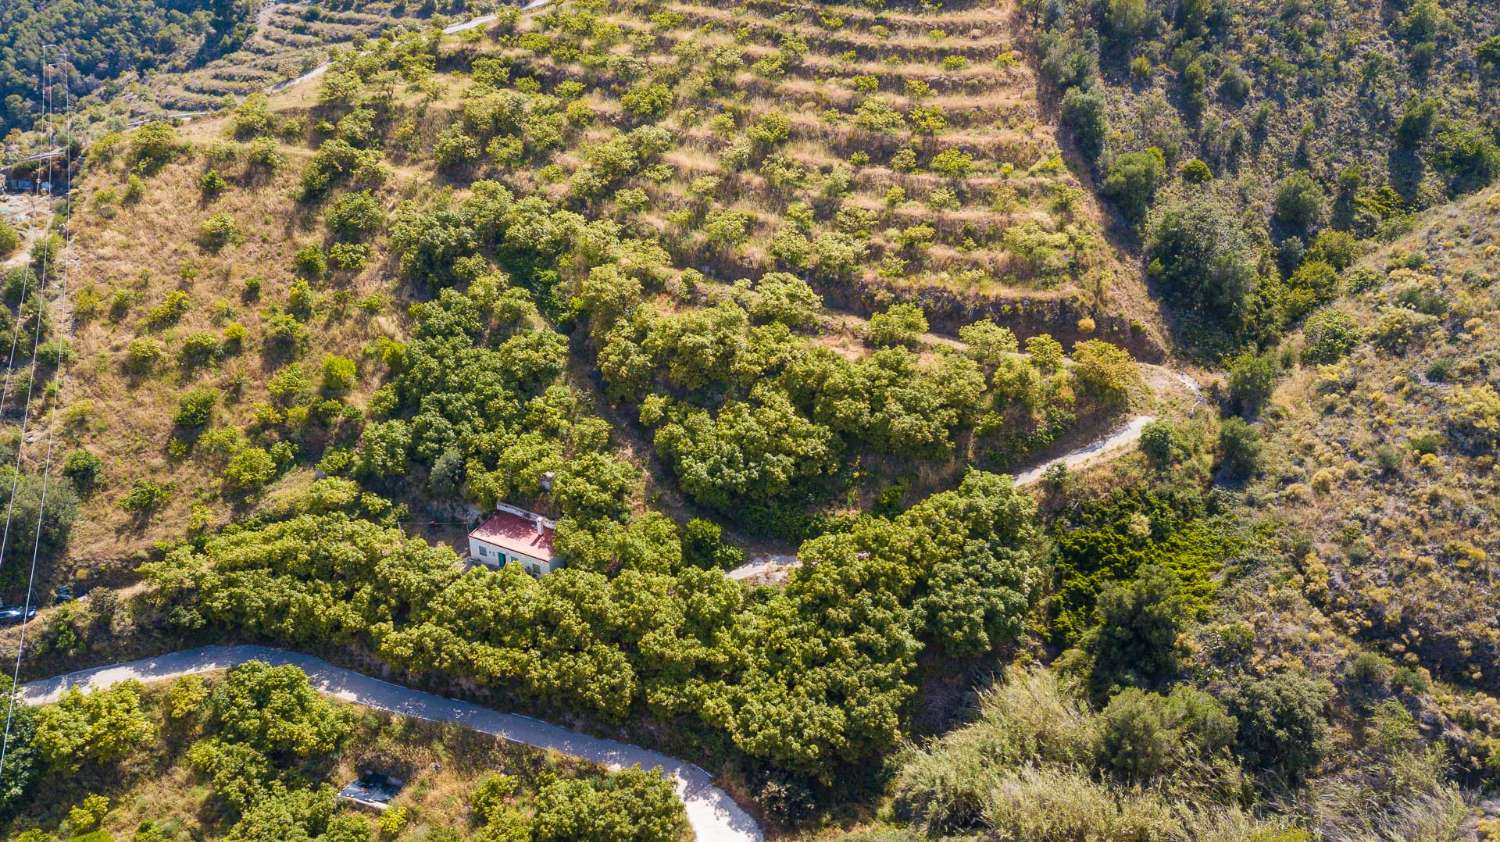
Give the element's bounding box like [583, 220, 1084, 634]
[0, 604, 37, 624]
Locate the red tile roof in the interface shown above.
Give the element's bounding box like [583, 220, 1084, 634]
[469, 511, 555, 562]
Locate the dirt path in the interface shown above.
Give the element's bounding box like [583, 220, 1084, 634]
[722, 363, 1205, 582]
[1010, 414, 1156, 486]
[19, 644, 763, 842]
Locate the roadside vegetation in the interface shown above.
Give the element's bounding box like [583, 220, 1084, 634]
[0, 661, 685, 841]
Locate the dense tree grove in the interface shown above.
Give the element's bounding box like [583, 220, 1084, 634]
[1, 0, 253, 135]
[142, 472, 1045, 781]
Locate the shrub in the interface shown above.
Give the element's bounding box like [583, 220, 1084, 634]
[62, 450, 102, 492]
[1060, 88, 1107, 161]
[0, 219, 19, 259]
[930, 148, 975, 179]
[1369, 306, 1438, 354]
[1301, 309, 1360, 363]
[222, 447, 277, 494]
[1305, 230, 1359, 270]
[1273, 172, 1325, 236]
[199, 169, 229, 198]
[120, 479, 172, 514]
[1430, 122, 1500, 194]
[198, 213, 240, 251]
[1180, 158, 1212, 184]
[865, 303, 928, 347]
[1447, 384, 1500, 453]
[1103, 148, 1167, 225]
[702, 208, 753, 250]
[327, 242, 369, 272]
[1224, 672, 1331, 784]
[1139, 419, 1188, 468]
[1395, 98, 1439, 149]
[123, 337, 166, 374]
[320, 354, 357, 396]
[325, 191, 385, 242]
[174, 387, 217, 429]
[1218, 418, 1261, 480]
[621, 82, 674, 120]
[1096, 686, 1236, 784]
[179, 331, 222, 369]
[294, 245, 327, 280]
[144, 290, 191, 330]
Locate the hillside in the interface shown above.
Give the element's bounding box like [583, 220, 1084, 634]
[0, 0, 253, 136]
[1031, 0, 1500, 353]
[5, 1, 1500, 841]
[1257, 184, 1500, 701]
[449, 0, 1167, 356]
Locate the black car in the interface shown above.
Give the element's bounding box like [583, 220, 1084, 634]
[0, 605, 37, 625]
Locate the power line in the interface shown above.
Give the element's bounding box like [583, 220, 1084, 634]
[0, 45, 69, 780]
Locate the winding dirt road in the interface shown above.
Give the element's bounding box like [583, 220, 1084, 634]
[19, 645, 762, 842]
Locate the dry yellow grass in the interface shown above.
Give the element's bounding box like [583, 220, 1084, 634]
[56, 129, 412, 570]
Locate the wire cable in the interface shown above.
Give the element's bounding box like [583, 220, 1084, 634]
[0, 46, 69, 778]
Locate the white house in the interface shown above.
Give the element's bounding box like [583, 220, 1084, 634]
[468, 503, 558, 575]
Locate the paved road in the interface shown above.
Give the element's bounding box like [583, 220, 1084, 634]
[19, 645, 762, 842]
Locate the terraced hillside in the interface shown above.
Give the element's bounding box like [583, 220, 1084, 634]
[461, 0, 1164, 357]
[150, 0, 450, 112]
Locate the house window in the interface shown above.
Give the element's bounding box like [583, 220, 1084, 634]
[477, 546, 487, 557]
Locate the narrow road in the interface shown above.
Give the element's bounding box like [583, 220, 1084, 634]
[19, 645, 763, 842]
[1011, 414, 1157, 487]
[227, 0, 554, 101]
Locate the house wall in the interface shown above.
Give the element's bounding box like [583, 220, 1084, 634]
[468, 536, 555, 575]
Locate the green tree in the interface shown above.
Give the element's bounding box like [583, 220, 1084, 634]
[207, 661, 352, 760]
[0, 218, 19, 259]
[1274, 176, 1324, 243]
[0, 676, 39, 815]
[32, 682, 154, 775]
[532, 767, 684, 842]
[325, 191, 385, 242]
[174, 387, 217, 429]
[1070, 340, 1141, 410]
[865, 303, 928, 347]
[1103, 148, 1167, 226]
[1218, 418, 1262, 480]
[1224, 671, 1331, 784]
[1147, 196, 1259, 332]
[1227, 351, 1278, 416]
[1089, 565, 1189, 695]
[1060, 87, 1107, 161]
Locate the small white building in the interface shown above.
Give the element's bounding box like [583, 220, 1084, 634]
[468, 503, 558, 575]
